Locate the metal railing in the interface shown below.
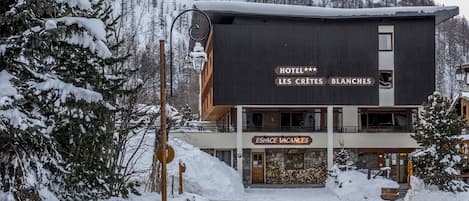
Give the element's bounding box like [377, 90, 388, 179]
[170, 125, 414, 133]
[335, 126, 414, 133]
[243, 126, 326, 132]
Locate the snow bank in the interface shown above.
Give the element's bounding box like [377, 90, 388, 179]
[105, 192, 209, 201]
[404, 176, 469, 201]
[124, 131, 244, 200]
[167, 138, 244, 200]
[326, 168, 399, 201]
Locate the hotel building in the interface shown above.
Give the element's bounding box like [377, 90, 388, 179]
[172, 2, 459, 186]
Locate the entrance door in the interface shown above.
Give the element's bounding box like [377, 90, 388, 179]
[251, 152, 264, 184]
[398, 153, 409, 183]
[383, 153, 409, 183]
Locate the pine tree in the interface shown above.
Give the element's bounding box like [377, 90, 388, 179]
[0, 0, 135, 200]
[335, 148, 350, 167]
[411, 92, 468, 192]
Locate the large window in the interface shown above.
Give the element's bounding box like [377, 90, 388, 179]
[280, 109, 324, 131]
[285, 153, 304, 170]
[379, 33, 393, 51]
[359, 109, 416, 132]
[244, 109, 325, 132]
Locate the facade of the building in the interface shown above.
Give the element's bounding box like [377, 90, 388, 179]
[173, 2, 459, 186]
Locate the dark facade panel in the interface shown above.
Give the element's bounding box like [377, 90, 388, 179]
[394, 19, 435, 105]
[213, 21, 379, 105]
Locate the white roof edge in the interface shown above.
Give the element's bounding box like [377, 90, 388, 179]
[194, 1, 458, 24]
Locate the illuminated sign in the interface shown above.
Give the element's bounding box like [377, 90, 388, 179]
[252, 136, 312, 145]
[274, 66, 375, 87]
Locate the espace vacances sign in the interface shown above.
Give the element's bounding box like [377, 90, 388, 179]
[274, 66, 375, 87]
[252, 136, 312, 145]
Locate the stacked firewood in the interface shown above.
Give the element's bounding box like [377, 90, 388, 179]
[266, 160, 328, 184]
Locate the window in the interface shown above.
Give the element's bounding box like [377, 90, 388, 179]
[246, 112, 263, 130]
[333, 108, 343, 132]
[359, 109, 416, 132]
[216, 150, 232, 166]
[379, 33, 393, 51]
[285, 153, 304, 170]
[280, 113, 291, 129]
[379, 71, 393, 89]
[291, 113, 304, 128]
[244, 109, 325, 132]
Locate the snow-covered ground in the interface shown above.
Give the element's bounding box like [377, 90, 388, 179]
[105, 192, 209, 201]
[404, 176, 469, 201]
[122, 130, 469, 201]
[244, 188, 340, 201]
[326, 168, 400, 201]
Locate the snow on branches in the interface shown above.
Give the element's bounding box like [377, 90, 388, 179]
[411, 91, 468, 192]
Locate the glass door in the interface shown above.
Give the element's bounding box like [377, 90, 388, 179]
[398, 153, 409, 183]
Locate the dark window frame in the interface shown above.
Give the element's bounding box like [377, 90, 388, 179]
[359, 108, 416, 132]
[216, 150, 232, 166]
[378, 33, 393, 51]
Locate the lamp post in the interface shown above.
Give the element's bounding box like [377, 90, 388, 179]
[169, 9, 212, 96]
[158, 8, 211, 201]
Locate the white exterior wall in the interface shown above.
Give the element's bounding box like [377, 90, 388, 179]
[236, 106, 243, 176]
[171, 132, 419, 149]
[327, 106, 334, 169]
[342, 106, 358, 128]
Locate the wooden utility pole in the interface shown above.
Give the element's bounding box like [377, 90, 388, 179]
[159, 40, 167, 201]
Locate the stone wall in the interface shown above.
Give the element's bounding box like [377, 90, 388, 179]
[265, 148, 328, 184]
[242, 149, 251, 185]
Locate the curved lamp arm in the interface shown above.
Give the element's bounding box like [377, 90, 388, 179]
[169, 8, 212, 96]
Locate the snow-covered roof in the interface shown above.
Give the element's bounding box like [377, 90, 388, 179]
[194, 1, 458, 24]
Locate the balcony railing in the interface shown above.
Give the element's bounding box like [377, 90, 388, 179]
[243, 126, 326, 132]
[335, 126, 414, 133]
[171, 125, 414, 133]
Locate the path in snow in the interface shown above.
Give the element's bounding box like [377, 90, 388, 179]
[240, 188, 340, 201]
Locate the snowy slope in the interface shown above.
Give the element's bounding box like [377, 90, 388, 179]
[168, 138, 244, 200]
[124, 129, 243, 200]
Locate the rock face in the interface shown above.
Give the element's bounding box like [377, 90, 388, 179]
[265, 148, 328, 184]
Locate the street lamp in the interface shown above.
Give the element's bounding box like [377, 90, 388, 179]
[189, 42, 208, 73]
[170, 9, 212, 96]
[156, 8, 211, 201]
